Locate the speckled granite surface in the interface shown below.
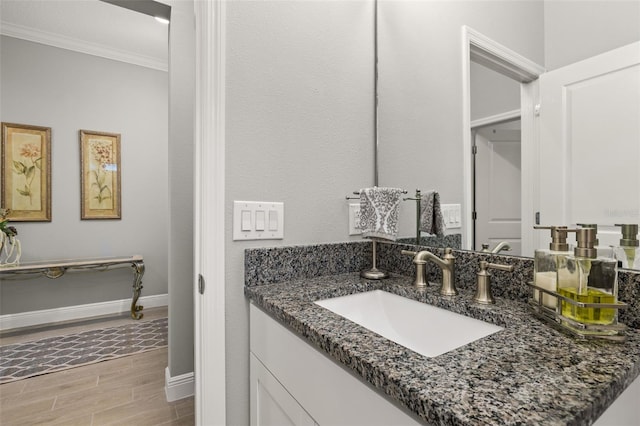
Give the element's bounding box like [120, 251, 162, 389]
[245, 241, 640, 329]
[396, 234, 462, 248]
[245, 273, 640, 426]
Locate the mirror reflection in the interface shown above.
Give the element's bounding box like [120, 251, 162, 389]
[377, 0, 640, 270]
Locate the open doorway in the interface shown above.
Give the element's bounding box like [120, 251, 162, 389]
[462, 26, 545, 256]
[472, 119, 522, 255]
[469, 58, 522, 255]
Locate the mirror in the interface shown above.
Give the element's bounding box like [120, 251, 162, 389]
[377, 0, 640, 270]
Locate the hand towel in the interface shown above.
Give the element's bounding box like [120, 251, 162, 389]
[420, 190, 445, 237]
[359, 187, 404, 241]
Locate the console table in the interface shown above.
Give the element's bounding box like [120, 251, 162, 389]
[0, 255, 145, 320]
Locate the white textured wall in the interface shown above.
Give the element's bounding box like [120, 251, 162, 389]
[544, 0, 640, 70]
[0, 36, 169, 313]
[225, 1, 374, 423]
[377, 0, 544, 238]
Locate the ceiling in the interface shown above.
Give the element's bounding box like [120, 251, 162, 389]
[0, 0, 169, 70]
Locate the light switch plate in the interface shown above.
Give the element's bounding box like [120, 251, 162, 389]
[348, 203, 362, 235]
[441, 204, 462, 229]
[233, 201, 284, 240]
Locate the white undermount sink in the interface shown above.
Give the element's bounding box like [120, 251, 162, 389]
[315, 290, 503, 358]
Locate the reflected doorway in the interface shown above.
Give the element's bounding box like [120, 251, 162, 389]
[473, 120, 522, 255]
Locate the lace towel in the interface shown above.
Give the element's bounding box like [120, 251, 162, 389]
[359, 187, 404, 241]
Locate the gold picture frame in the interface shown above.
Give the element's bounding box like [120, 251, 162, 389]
[1, 122, 52, 222]
[80, 129, 121, 220]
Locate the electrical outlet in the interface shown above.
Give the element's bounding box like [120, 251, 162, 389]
[348, 204, 362, 235]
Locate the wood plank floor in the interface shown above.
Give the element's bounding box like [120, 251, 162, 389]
[0, 307, 194, 426]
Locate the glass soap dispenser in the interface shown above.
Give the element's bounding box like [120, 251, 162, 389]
[577, 223, 613, 258]
[614, 224, 640, 269]
[557, 227, 618, 327]
[532, 226, 571, 309]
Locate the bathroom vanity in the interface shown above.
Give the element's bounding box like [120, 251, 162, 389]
[245, 242, 640, 425]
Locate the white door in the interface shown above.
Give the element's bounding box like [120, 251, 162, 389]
[537, 41, 640, 248]
[474, 123, 522, 255]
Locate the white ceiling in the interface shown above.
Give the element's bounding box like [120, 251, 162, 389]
[0, 0, 169, 70]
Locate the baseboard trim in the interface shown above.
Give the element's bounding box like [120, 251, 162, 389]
[165, 367, 195, 402]
[0, 294, 168, 331]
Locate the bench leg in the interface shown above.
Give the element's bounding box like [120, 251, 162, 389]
[131, 260, 145, 320]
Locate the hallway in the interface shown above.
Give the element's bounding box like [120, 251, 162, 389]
[0, 308, 193, 425]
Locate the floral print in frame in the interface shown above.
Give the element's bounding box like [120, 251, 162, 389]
[80, 130, 121, 220]
[1, 122, 52, 222]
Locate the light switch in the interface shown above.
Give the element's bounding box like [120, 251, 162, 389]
[268, 210, 278, 231]
[441, 204, 462, 229]
[241, 210, 252, 231]
[233, 201, 284, 240]
[255, 211, 266, 231]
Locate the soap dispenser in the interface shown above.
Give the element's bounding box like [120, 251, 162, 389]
[577, 223, 613, 258]
[557, 227, 618, 327]
[614, 224, 640, 269]
[532, 226, 572, 309]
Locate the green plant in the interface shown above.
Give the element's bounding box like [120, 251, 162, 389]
[0, 208, 18, 238]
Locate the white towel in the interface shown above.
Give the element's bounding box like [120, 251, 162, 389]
[420, 190, 445, 237]
[359, 187, 404, 241]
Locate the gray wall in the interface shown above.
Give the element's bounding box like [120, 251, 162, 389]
[225, 1, 375, 423]
[377, 0, 545, 238]
[0, 36, 169, 314]
[470, 62, 520, 122]
[167, 0, 195, 378]
[544, 0, 640, 70]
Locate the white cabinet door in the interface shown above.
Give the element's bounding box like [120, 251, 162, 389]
[538, 41, 640, 245]
[250, 303, 425, 426]
[250, 353, 317, 426]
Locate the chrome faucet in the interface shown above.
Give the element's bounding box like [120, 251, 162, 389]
[401, 248, 457, 295]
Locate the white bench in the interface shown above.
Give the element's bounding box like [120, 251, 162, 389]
[0, 255, 145, 319]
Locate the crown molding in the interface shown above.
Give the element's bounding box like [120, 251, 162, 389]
[1, 21, 168, 72]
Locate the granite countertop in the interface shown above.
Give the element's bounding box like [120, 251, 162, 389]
[245, 273, 640, 426]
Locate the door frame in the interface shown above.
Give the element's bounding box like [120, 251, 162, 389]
[194, 0, 227, 424]
[461, 26, 545, 256]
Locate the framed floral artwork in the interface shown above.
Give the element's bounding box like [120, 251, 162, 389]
[80, 129, 121, 220]
[1, 122, 52, 222]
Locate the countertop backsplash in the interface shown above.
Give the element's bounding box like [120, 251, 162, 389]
[244, 240, 640, 329]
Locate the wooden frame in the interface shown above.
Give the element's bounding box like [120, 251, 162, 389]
[80, 129, 121, 220]
[1, 122, 52, 222]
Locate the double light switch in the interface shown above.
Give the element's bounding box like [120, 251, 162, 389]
[234, 201, 284, 240]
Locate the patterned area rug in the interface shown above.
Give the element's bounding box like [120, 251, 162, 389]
[0, 317, 167, 384]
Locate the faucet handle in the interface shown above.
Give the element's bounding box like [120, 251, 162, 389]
[485, 262, 514, 273]
[401, 249, 417, 257]
[473, 260, 514, 304]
